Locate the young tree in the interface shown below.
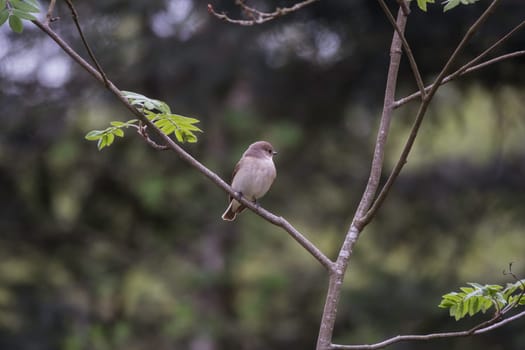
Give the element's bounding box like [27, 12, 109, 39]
[2, 0, 524, 349]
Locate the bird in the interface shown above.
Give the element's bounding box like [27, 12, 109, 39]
[222, 141, 277, 221]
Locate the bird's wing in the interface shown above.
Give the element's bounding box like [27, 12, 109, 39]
[228, 158, 242, 202]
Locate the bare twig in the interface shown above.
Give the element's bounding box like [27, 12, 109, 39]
[360, 0, 502, 227]
[502, 264, 525, 314]
[331, 309, 525, 349]
[394, 19, 525, 108]
[31, 18, 334, 272]
[137, 123, 169, 151]
[378, 0, 426, 100]
[63, 0, 110, 87]
[208, 0, 320, 26]
[45, 0, 57, 25]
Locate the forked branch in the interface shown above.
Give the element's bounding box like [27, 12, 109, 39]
[394, 19, 525, 108]
[208, 0, 320, 25]
[378, 0, 426, 100]
[360, 0, 503, 227]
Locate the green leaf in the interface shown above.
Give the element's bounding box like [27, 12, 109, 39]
[97, 136, 106, 151]
[113, 128, 124, 137]
[11, 8, 36, 20]
[460, 287, 474, 294]
[417, 0, 428, 11]
[121, 90, 170, 113]
[439, 283, 512, 320]
[106, 133, 115, 146]
[443, 0, 480, 11]
[9, 14, 23, 33]
[85, 130, 104, 140]
[24, 0, 40, 8]
[11, 0, 40, 13]
[468, 297, 479, 316]
[110, 121, 125, 127]
[182, 130, 197, 143]
[0, 9, 8, 26]
[144, 101, 155, 110]
[480, 297, 492, 313]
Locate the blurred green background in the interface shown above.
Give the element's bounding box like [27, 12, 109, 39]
[1, 1, 524, 349]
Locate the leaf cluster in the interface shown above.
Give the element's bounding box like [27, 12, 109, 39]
[85, 120, 137, 151]
[0, 0, 40, 33]
[415, 0, 481, 12]
[439, 280, 525, 321]
[85, 91, 202, 150]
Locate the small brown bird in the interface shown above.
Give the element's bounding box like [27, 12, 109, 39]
[222, 141, 277, 221]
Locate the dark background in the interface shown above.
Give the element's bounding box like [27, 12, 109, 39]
[0, 0, 524, 349]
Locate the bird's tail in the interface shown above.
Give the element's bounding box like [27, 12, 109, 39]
[221, 202, 237, 221]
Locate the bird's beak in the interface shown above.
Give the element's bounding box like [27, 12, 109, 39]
[272, 151, 278, 155]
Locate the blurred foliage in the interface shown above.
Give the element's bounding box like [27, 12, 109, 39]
[0, 0, 525, 349]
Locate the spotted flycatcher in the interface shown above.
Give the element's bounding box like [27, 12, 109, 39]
[222, 141, 277, 221]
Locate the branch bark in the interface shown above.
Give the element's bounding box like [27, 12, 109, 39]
[378, 0, 426, 100]
[208, 0, 320, 26]
[316, 6, 409, 350]
[360, 0, 502, 227]
[63, 0, 110, 87]
[30, 19, 334, 272]
[394, 19, 525, 108]
[331, 309, 525, 350]
[27, 1, 523, 349]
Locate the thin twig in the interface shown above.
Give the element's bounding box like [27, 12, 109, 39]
[63, 0, 110, 87]
[31, 18, 334, 272]
[208, 0, 320, 26]
[360, 0, 502, 227]
[502, 264, 525, 314]
[378, 0, 426, 100]
[138, 123, 169, 151]
[45, 0, 57, 25]
[330, 309, 525, 350]
[394, 19, 525, 108]
[394, 51, 525, 108]
[448, 19, 525, 82]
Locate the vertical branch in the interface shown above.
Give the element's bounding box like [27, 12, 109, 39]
[361, 0, 501, 226]
[316, 6, 409, 350]
[378, 0, 426, 99]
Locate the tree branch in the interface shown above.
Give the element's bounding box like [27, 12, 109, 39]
[330, 309, 525, 350]
[360, 0, 502, 227]
[316, 6, 409, 350]
[207, 0, 320, 26]
[394, 19, 525, 108]
[378, 0, 426, 100]
[45, 0, 57, 25]
[137, 123, 170, 151]
[63, 0, 110, 87]
[30, 19, 334, 273]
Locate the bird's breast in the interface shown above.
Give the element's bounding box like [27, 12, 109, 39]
[231, 157, 276, 200]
